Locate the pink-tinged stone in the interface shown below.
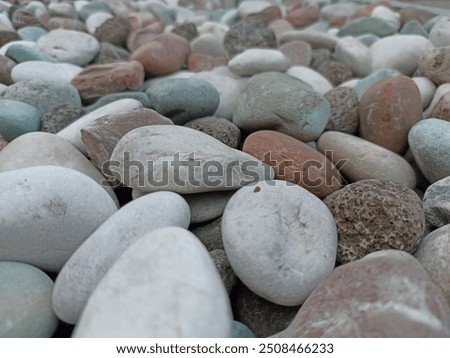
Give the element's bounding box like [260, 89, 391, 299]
[0, 138, 8, 151]
[419, 47, 450, 86]
[0, 55, 16, 86]
[245, 6, 282, 26]
[129, 33, 190, 77]
[127, 12, 158, 31]
[268, 19, 294, 42]
[279, 40, 311, 66]
[0, 27, 20, 47]
[284, 0, 305, 12]
[243, 130, 342, 198]
[47, 17, 87, 32]
[126, 22, 165, 52]
[399, 7, 436, 25]
[71, 61, 145, 102]
[80, 108, 173, 174]
[11, 8, 43, 29]
[188, 53, 227, 72]
[95, 17, 130, 48]
[359, 76, 422, 154]
[428, 92, 450, 121]
[285, 5, 320, 29]
[277, 250, 450, 338]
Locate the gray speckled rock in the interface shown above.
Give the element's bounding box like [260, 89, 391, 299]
[0, 99, 41, 141]
[408, 119, 450, 183]
[191, 217, 223, 251]
[414, 225, 450, 307]
[0, 262, 58, 338]
[423, 176, 450, 227]
[337, 17, 398, 38]
[73, 227, 232, 338]
[184, 116, 241, 148]
[0, 166, 117, 272]
[233, 72, 330, 142]
[210, 248, 237, 294]
[324, 87, 359, 134]
[110, 125, 273, 194]
[146, 78, 220, 125]
[324, 179, 425, 264]
[183, 191, 235, 224]
[40, 104, 85, 134]
[222, 180, 337, 306]
[53, 192, 190, 324]
[419, 47, 450, 85]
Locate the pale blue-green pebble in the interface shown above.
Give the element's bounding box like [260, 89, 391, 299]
[400, 20, 429, 38]
[231, 321, 255, 338]
[355, 69, 402, 100]
[338, 17, 398, 38]
[79, 1, 112, 21]
[5, 44, 52, 63]
[424, 15, 445, 33]
[0, 99, 41, 141]
[17, 26, 48, 41]
[356, 34, 380, 47]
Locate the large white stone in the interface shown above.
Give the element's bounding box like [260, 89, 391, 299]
[286, 66, 333, 94]
[0, 166, 117, 272]
[335, 36, 372, 77]
[0, 262, 58, 338]
[57, 99, 143, 154]
[228, 49, 290, 77]
[222, 180, 337, 306]
[73, 227, 232, 337]
[370, 35, 433, 75]
[0, 132, 118, 206]
[110, 125, 274, 194]
[11, 61, 83, 85]
[35, 29, 100, 66]
[429, 17, 450, 48]
[53, 192, 190, 324]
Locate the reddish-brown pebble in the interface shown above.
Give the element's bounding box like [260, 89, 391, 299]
[126, 22, 165, 52]
[0, 138, 8, 151]
[246, 6, 282, 26]
[47, 17, 87, 32]
[279, 40, 311, 66]
[285, 5, 320, 29]
[0, 55, 16, 86]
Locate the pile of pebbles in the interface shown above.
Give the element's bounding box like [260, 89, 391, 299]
[0, 0, 450, 338]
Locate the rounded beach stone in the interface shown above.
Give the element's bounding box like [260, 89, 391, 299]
[324, 179, 425, 264]
[0, 166, 117, 272]
[17, 26, 47, 42]
[279, 30, 338, 50]
[335, 36, 372, 77]
[231, 321, 255, 338]
[184, 116, 241, 148]
[0, 55, 16, 85]
[172, 22, 198, 42]
[223, 21, 277, 59]
[413, 77, 436, 110]
[110, 125, 273, 194]
[191, 217, 223, 251]
[429, 17, 450, 48]
[40, 103, 85, 134]
[73, 227, 232, 338]
[11, 61, 83, 85]
[317, 131, 416, 188]
[233, 72, 330, 142]
[359, 76, 423, 154]
[279, 40, 312, 66]
[210, 248, 237, 294]
[95, 16, 130, 47]
[243, 130, 342, 198]
[222, 180, 337, 306]
[183, 191, 235, 224]
[324, 87, 359, 134]
[370, 35, 432, 75]
[428, 92, 450, 121]
[422, 176, 450, 227]
[337, 17, 398, 38]
[71, 61, 145, 102]
[355, 68, 401, 100]
[85, 92, 151, 112]
[129, 33, 190, 77]
[414, 225, 450, 307]
[126, 22, 165, 53]
[286, 5, 320, 29]
[0, 99, 40, 141]
[146, 78, 220, 125]
[0, 262, 58, 338]
[277, 250, 450, 338]
[35, 29, 100, 66]
[317, 60, 353, 87]
[286, 66, 333, 94]
[47, 17, 87, 32]
[228, 48, 289, 77]
[191, 33, 225, 57]
[408, 118, 450, 183]
[400, 20, 428, 37]
[5, 44, 50, 63]
[53, 192, 190, 324]
[95, 42, 130, 64]
[419, 47, 450, 85]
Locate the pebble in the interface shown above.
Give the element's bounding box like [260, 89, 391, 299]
[277, 250, 450, 337]
[429, 17, 450, 48]
[11, 61, 82, 85]
[85, 92, 151, 112]
[233, 72, 329, 142]
[231, 321, 255, 338]
[183, 191, 235, 224]
[129, 33, 190, 77]
[188, 53, 228, 72]
[191, 217, 223, 252]
[85, 12, 113, 35]
[0, 99, 41, 141]
[413, 77, 437, 109]
[73, 227, 232, 338]
[335, 36, 372, 77]
[17, 26, 47, 41]
[324, 87, 359, 134]
[222, 180, 337, 306]
[359, 76, 423, 154]
[95, 42, 130, 64]
[71, 61, 145, 102]
[324, 179, 424, 264]
[0, 262, 58, 337]
[279, 30, 337, 50]
[317, 60, 353, 87]
[286, 65, 333, 94]
[209, 248, 238, 294]
[419, 46, 450, 85]
[317, 131, 417, 188]
[408, 118, 450, 183]
[0, 166, 117, 272]
[286, 5, 320, 29]
[427, 92, 450, 120]
[95, 17, 130, 48]
[228, 49, 289, 77]
[47, 17, 87, 32]
[243, 130, 342, 197]
[0, 54, 15, 85]
[126, 22, 165, 53]
[279, 40, 312, 66]
[146, 78, 220, 125]
[172, 22, 198, 42]
[35, 29, 100, 66]
[5, 43, 50, 62]
[40, 103, 86, 134]
[422, 176, 450, 227]
[337, 17, 398, 38]
[370, 35, 432, 75]
[53, 192, 190, 324]
[400, 20, 428, 37]
[414, 225, 450, 307]
[354, 68, 401, 100]
[191, 33, 226, 57]
[110, 125, 273, 194]
[184, 116, 241, 148]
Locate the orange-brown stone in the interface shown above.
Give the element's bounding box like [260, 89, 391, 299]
[126, 22, 165, 52]
[285, 5, 320, 29]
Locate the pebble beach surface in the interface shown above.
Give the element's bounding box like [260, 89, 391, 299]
[0, 0, 450, 338]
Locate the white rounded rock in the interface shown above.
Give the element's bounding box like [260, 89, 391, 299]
[429, 17, 450, 48]
[11, 61, 83, 85]
[85, 12, 113, 34]
[238, 0, 272, 18]
[370, 35, 433, 75]
[73, 227, 232, 338]
[413, 77, 437, 110]
[228, 49, 290, 77]
[286, 66, 333, 94]
[222, 180, 337, 306]
[371, 5, 400, 30]
[0, 262, 58, 337]
[0, 166, 117, 271]
[35, 29, 100, 66]
[335, 36, 372, 77]
[53, 192, 190, 324]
